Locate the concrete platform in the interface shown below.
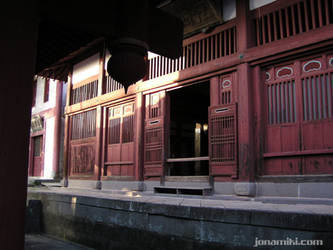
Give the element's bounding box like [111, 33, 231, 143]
[27, 186, 333, 250]
[25, 234, 93, 250]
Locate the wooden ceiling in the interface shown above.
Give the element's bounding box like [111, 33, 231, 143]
[36, 0, 223, 81]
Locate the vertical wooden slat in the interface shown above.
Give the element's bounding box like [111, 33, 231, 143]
[256, 18, 260, 45]
[311, 76, 317, 120]
[297, 2, 303, 33]
[261, 16, 266, 44]
[304, 0, 310, 31]
[279, 9, 284, 38]
[310, 0, 316, 29]
[211, 34, 214, 60]
[219, 31, 223, 56]
[291, 6, 296, 35]
[193, 42, 197, 66]
[321, 74, 327, 119]
[223, 30, 227, 56]
[285, 81, 290, 122]
[325, 0, 330, 25]
[233, 26, 237, 53]
[198, 40, 202, 64]
[318, 0, 323, 27]
[206, 37, 210, 61]
[272, 12, 278, 41]
[267, 14, 272, 42]
[285, 8, 291, 37]
[214, 34, 218, 59]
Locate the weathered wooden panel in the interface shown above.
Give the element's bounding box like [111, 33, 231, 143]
[70, 141, 95, 176]
[263, 157, 301, 175]
[107, 145, 121, 162]
[304, 155, 333, 174]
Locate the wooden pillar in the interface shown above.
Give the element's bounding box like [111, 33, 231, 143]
[62, 70, 73, 185]
[237, 63, 255, 182]
[134, 92, 144, 181]
[0, 2, 38, 249]
[210, 76, 219, 106]
[97, 43, 106, 96]
[94, 106, 103, 183]
[236, 0, 255, 52]
[253, 65, 265, 175]
[94, 46, 106, 184]
[53, 80, 63, 179]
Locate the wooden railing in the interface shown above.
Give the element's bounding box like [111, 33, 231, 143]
[71, 76, 98, 104]
[147, 25, 237, 80]
[253, 0, 333, 46]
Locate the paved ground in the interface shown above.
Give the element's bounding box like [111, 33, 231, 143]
[25, 234, 94, 250]
[28, 186, 333, 216]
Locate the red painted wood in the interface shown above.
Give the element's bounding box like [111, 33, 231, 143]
[134, 93, 144, 181]
[237, 63, 255, 181]
[143, 91, 166, 179]
[209, 104, 238, 178]
[104, 102, 135, 177]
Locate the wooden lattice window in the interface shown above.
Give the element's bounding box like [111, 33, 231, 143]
[71, 109, 96, 140]
[108, 103, 134, 144]
[146, 92, 162, 119]
[71, 77, 98, 104]
[265, 65, 297, 125]
[301, 58, 333, 121]
[108, 118, 121, 144]
[210, 108, 236, 162]
[209, 104, 238, 178]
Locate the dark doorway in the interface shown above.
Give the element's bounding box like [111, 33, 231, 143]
[32, 135, 43, 176]
[168, 81, 210, 176]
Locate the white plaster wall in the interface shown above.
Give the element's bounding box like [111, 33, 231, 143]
[250, 0, 276, 10]
[223, 0, 236, 21]
[105, 50, 111, 71]
[43, 116, 55, 179]
[73, 53, 99, 84]
[31, 77, 57, 115]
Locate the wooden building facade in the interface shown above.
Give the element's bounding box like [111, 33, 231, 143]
[61, 0, 333, 197]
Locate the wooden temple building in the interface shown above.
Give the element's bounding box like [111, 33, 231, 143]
[39, 0, 333, 198]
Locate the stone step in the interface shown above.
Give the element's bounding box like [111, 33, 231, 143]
[154, 186, 212, 196]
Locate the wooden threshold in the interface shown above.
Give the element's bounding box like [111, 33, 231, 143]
[166, 156, 209, 163]
[165, 176, 209, 182]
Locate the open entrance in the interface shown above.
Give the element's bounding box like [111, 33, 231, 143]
[167, 81, 210, 176]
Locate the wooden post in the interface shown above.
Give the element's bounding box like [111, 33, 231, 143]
[134, 92, 144, 181]
[253, 65, 264, 176]
[98, 43, 106, 96]
[237, 63, 255, 182]
[94, 46, 106, 185]
[0, 3, 38, 249]
[53, 80, 63, 179]
[94, 106, 103, 184]
[210, 76, 219, 106]
[236, 0, 254, 52]
[62, 70, 73, 185]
